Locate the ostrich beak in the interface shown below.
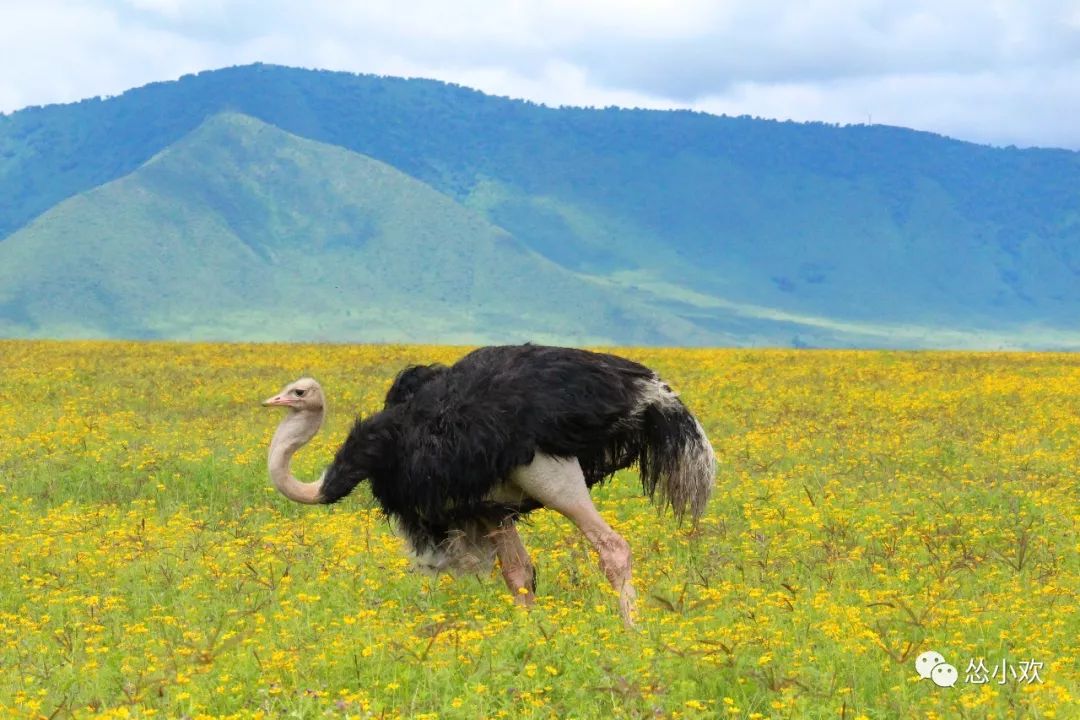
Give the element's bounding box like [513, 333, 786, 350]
[262, 393, 293, 407]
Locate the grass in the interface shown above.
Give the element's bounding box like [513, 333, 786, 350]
[0, 340, 1076, 718]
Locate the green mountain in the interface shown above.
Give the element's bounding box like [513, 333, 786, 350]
[0, 113, 702, 343]
[2, 64, 1080, 347]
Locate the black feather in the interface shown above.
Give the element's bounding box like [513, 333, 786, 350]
[384, 364, 448, 408]
[318, 344, 714, 553]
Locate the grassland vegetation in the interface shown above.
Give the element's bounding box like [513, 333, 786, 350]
[0, 341, 1076, 718]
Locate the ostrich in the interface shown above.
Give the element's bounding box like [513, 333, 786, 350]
[262, 344, 715, 625]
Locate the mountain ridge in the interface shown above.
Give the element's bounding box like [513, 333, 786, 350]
[0, 112, 724, 344]
[2, 64, 1080, 347]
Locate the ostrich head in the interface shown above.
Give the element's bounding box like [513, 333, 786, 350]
[262, 377, 325, 413]
[262, 378, 327, 504]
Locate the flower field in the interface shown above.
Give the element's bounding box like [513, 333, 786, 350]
[0, 340, 1076, 719]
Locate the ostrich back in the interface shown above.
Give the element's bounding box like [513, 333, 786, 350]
[324, 345, 669, 532]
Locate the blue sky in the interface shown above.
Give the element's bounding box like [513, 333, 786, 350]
[2, 0, 1079, 149]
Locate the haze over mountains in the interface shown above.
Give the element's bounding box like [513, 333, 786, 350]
[2, 64, 1079, 347]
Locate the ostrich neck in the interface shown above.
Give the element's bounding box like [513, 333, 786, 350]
[267, 409, 326, 504]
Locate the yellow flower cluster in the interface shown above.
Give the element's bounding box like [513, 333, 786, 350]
[0, 341, 1076, 718]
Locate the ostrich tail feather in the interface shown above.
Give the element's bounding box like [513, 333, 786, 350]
[637, 383, 716, 522]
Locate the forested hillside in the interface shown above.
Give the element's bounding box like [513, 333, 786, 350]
[2, 64, 1079, 346]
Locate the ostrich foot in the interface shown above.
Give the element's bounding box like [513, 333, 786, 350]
[595, 531, 636, 629]
[494, 521, 536, 608]
[618, 582, 638, 628]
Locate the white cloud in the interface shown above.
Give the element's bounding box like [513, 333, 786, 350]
[0, 0, 1078, 148]
[693, 60, 1080, 149]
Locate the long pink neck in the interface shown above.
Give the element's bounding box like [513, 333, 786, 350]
[267, 409, 326, 504]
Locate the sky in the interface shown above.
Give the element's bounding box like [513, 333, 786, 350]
[2, 1, 1079, 149]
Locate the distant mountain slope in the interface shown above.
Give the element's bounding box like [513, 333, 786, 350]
[0, 113, 709, 343]
[2, 64, 1080, 347]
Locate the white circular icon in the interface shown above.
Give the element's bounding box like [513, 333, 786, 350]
[915, 650, 946, 680]
[931, 663, 958, 688]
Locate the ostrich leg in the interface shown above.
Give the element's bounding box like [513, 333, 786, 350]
[493, 520, 536, 606]
[511, 454, 637, 627]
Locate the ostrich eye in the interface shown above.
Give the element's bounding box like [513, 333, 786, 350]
[293, 389, 305, 397]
